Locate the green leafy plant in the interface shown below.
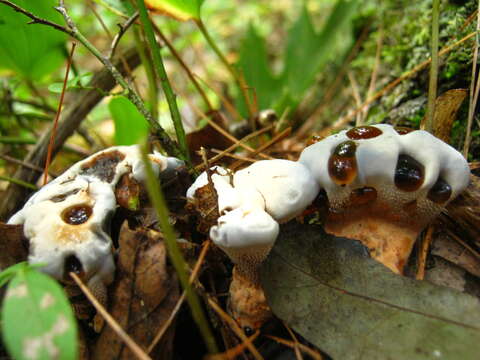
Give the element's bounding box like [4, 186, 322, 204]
[0, 0, 67, 80]
[0, 263, 78, 360]
[236, 1, 358, 117]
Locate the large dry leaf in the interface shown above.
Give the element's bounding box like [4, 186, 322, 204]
[93, 223, 179, 360]
[261, 222, 480, 360]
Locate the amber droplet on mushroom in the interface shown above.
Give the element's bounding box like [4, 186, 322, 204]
[394, 154, 424, 192]
[346, 126, 383, 139]
[349, 187, 377, 206]
[394, 127, 414, 135]
[328, 141, 358, 185]
[427, 178, 452, 204]
[62, 204, 93, 225]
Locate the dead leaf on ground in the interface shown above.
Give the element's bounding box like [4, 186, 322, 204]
[261, 221, 480, 360]
[427, 88, 467, 142]
[93, 222, 179, 360]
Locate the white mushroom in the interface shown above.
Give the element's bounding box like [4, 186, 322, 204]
[8, 145, 183, 303]
[210, 205, 279, 330]
[187, 159, 319, 330]
[299, 124, 470, 273]
[233, 159, 319, 222]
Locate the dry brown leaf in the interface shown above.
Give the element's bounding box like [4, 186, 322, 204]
[429, 89, 467, 142]
[93, 222, 179, 360]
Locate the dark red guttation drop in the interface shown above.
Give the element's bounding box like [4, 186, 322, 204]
[349, 187, 377, 206]
[394, 127, 415, 135]
[427, 178, 452, 204]
[346, 126, 383, 139]
[328, 141, 358, 185]
[62, 204, 93, 225]
[394, 155, 424, 192]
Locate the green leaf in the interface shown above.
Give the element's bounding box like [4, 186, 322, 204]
[236, 24, 282, 117]
[282, 1, 357, 97]
[144, 0, 204, 21]
[0, 262, 29, 288]
[109, 96, 149, 145]
[0, 0, 67, 80]
[2, 268, 78, 360]
[262, 222, 480, 360]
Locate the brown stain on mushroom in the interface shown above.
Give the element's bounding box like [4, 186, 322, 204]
[328, 141, 358, 186]
[346, 126, 383, 139]
[80, 150, 126, 182]
[427, 178, 452, 204]
[394, 127, 415, 135]
[394, 154, 425, 192]
[49, 188, 81, 203]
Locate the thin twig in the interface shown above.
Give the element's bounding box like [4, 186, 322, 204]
[0, 0, 183, 159]
[136, 0, 190, 161]
[153, 24, 214, 111]
[347, 71, 363, 126]
[363, 24, 383, 121]
[464, 0, 480, 156]
[416, 225, 434, 280]
[147, 240, 212, 353]
[206, 296, 264, 360]
[69, 273, 152, 360]
[44, 42, 76, 185]
[194, 125, 274, 172]
[195, 19, 254, 118]
[0, 154, 57, 177]
[0, 175, 37, 190]
[423, 0, 440, 132]
[109, 12, 139, 59]
[210, 149, 257, 163]
[265, 335, 323, 360]
[230, 127, 292, 170]
[320, 31, 477, 136]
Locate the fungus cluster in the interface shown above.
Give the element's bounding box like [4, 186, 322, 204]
[187, 124, 470, 329]
[299, 124, 470, 273]
[8, 145, 183, 303]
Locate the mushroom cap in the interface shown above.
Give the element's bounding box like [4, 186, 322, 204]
[209, 206, 279, 268]
[298, 124, 471, 273]
[233, 159, 319, 222]
[15, 179, 115, 284]
[8, 145, 181, 286]
[299, 124, 470, 215]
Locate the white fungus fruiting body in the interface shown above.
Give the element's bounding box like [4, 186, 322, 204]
[299, 124, 470, 272]
[209, 206, 279, 270]
[8, 145, 183, 293]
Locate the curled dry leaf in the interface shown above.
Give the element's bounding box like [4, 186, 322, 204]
[93, 222, 179, 360]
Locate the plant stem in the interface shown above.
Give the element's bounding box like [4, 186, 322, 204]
[153, 25, 214, 111]
[195, 19, 254, 118]
[0, 175, 37, 190]
[135, 0, 190, 162]
[140, 145, 219, 355]
[134, 25, 159, 121]
[424, 0, 440, 133]
[463, 0, 480, 157]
